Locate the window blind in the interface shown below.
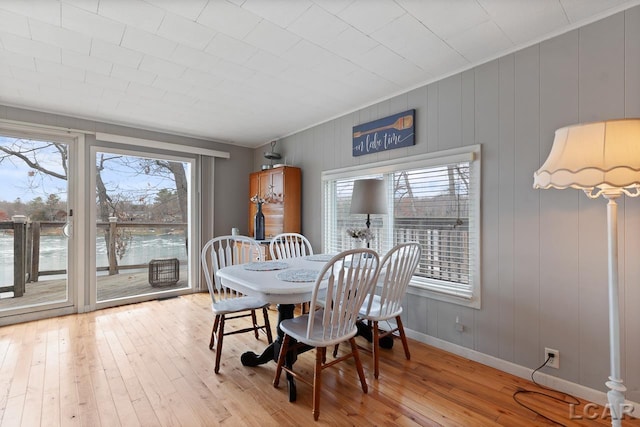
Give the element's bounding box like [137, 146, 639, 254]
[322, 146, 480, 306]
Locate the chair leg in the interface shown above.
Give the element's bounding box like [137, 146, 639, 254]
[372, 320, 380, 379]
[250, 310, 259, 339]
[262, 307, 273, 344]
[349, 337, 368, 393]
[273, 334, 291, 388]
[396, 315, 411, 360]
[214, 315, 225, 374]
[209, 315, 220, 350]
[313, 347, 323, 421]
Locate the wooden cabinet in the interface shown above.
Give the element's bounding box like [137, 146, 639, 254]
[248, 166, 301, 239]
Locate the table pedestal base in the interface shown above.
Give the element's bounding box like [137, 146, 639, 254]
[240, 304, 299, 401]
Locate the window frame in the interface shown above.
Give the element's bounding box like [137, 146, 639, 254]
[321, 145, 481, 309]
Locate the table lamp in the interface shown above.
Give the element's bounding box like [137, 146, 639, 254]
[350, 178, 387, 248]
[534, 118, 640, 427]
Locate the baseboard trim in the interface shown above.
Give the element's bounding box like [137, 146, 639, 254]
[404, 328, 639, 418]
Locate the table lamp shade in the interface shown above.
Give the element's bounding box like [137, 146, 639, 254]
[533, 119, 640, 192]
[350, 179, 387, 215]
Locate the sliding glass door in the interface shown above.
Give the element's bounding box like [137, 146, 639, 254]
[91, 147, 195, 305]
[0, 129, 75, 316]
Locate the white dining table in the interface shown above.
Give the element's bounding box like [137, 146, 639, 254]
[216, 255, 333, 305]
[216, 254, 335, 401]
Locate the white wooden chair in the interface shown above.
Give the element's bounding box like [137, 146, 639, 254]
[269, 232, 314, 313]
[360, 242, 421, 379]
[201, 235, 273, 373]
[273, 248, 379, 421]
[269, 232, 313, 260]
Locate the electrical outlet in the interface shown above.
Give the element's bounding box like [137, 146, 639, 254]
[455, 316, 464, 332]
[545, 347, 560, 369]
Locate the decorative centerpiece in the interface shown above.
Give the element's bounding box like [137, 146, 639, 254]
[251, 194, 268, 240]
[346, 227, 374, 248]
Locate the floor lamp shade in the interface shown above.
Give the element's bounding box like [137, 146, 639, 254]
[350, 179, 387, 215]
[534, 119, 640, 194]
[534, 118, 640, 427]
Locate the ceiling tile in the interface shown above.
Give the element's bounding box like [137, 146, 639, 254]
[0, 49, 36, 70]
[98, 0, 165, 33]
[152, 75, 197, 96]
[170, 44, 213, 69]
[35, 58, 86, 82]
[62, 0, 99, 14]
[110, 64, 156, 85]
[205, 33, 258, 65]
[243, 49, 291, 75]
[29, 19, 92, 55]
[62, 50, 113, 74]
[244, 20, 301, 55]
[197, 1, 262, 39]
[398, 0, 489, 41]
[446, 20, 513, 63]
[180, 68, 224, 91]
[311, 0, 356, 15]
[243, 0, 313, 27]
[61, 3, 125, 45]
[85, 70, 129, 92]
[144, 0, 209, 21]
[0, 0, 60, 26]
[156, 12, 216, 51]
[0, 7, 30, 38]
[0, 32, 60, 62]
[322, 26, 378, 60]
[480, 0, 569, 45]
[287, 4, 350, 47]
[126, 82, 166, 100]
[91, 39, 143, 68]
[139, 55, 185, 79]
[340, 0, 406, 34]
[121, 27, 178, 61]
[161, 91, 198, 108]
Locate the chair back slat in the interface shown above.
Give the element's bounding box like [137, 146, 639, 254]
[365, 242, 421, 317]
[270, 233, 313, 260]
[201, 235, 262, 303]
[308, 249, 379, 342]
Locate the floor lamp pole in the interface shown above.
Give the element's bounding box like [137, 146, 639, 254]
[605, 195, 626, 427]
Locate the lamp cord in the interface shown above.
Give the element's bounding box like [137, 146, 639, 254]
[512, 355, 581, 426]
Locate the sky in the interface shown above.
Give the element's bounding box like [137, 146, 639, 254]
[1, 136, 186, 206]
[0, 137, 67, 203]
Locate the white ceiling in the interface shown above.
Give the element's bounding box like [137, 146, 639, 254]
[1, 0, 639, 148]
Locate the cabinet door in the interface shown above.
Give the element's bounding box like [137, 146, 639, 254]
[263, 168, 284, 238]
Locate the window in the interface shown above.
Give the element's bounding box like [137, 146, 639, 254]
[322, 145, 481, 308]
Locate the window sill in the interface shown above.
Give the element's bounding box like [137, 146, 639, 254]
[407, 282, 481, 309]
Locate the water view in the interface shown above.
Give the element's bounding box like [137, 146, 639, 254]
[0, 233, 188, 285]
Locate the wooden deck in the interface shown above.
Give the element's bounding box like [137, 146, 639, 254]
[0, 270, 188, 310]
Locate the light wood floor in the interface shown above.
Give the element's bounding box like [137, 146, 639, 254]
[0, 293, 638, 427]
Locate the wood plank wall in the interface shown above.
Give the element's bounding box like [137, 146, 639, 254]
[263, 6, 640, 404]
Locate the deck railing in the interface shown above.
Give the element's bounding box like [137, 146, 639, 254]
[1, 216, 187, 297]
[335, 217, 470, 285]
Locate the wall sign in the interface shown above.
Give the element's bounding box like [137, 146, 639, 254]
[352, 109, 415, 156]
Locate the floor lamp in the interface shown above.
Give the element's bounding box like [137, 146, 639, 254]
[350, 178, 387, 248]
[534, 119, 640, 427]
